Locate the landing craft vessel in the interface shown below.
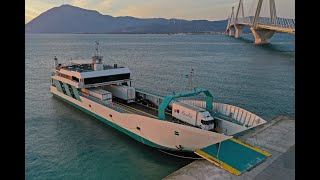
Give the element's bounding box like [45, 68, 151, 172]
[50, 43, 271, 175]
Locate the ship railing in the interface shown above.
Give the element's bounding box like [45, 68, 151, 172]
[213, 103, 262, 128]
[178, 100, 265, 128]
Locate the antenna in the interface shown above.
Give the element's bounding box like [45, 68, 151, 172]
[190, 68, 194, 90]
[94, 41, 99, 56]
[185, 68, 194, 90]
[92, 41, 103, 70]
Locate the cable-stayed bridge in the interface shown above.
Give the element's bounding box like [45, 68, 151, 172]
[226, 0, 295, 44]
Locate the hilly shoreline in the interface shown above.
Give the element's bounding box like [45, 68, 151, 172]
[26, 4, 228, 34]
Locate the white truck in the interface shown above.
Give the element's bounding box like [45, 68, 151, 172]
[104, 85, 136, 103]
[172, 102, 215, 130]
[87, 89, 112, 103]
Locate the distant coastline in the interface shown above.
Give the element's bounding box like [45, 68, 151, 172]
[25, 4, 230, 34]
[25, 32, 256, 36]
[25, 31, 228, 35]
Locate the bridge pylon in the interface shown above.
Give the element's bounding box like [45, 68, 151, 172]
[234, 25, 244, 38]
[250, 28, 275, 44]
[228, 27, 235, 36]
[250, 0, 276, 44]
[234, 0, 245, 38]
[225, 0, 293, 44]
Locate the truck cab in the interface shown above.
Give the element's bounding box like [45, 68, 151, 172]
[172, 102, 215, 131]
[198, 111, 215, 130]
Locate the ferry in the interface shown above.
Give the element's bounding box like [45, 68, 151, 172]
[50, 43, 271, 175]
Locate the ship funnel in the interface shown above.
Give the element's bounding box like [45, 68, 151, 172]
[54, 56, 59, 69]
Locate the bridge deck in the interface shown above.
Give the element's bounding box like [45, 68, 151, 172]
[230, 23, 295, 34]
[255, 24, 295, 34]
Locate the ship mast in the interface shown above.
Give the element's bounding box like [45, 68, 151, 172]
[186, 68, 194, 90]
[92, 41, 103, 71]
[95, 41, 99, 56]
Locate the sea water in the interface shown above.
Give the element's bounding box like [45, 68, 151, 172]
[25, 33, 294, 179]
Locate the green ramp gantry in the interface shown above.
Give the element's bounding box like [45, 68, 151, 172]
[158, 88, 213, 120]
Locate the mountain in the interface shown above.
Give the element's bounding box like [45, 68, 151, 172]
[25, 4, 228, 34]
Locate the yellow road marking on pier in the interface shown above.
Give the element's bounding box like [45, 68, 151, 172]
[135, 102, 172, 116]
[111, 103, 132, 114]
[114, 102, 158, 119]
[194, 149, 242, 176]
[230, 138, 271, 157]
[112, 102, 137, 114]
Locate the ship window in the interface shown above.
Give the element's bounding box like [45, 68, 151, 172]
[67, 84, 76, 99]
[201, 120, 215, 125]
[174, 131, 179, 136]
[84, 73, 130, 85]
[89, 105, 91, 107]
[72, 76, 79, 82]
[58, 81, 67, 95]
[137, 127, 140, 130]
[109, 114, 112, 117]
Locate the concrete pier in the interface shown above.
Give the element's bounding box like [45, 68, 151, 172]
[234, 25, 244, 38]
[250, 28, 275, 44]
[228, 27, 235, 36]
[163, 116, 295, 180]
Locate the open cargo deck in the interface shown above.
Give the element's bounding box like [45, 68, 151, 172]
[112, 100, 201, 128]
[112, 101, 173, 121]
[113, 101, 157, 118]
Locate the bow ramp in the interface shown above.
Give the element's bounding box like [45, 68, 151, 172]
[194, 138, 271, 176]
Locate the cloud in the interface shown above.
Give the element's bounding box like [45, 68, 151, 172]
[113, 0, 233, 20]
[25, 0, 294, 24]
[26, 8, 40, 17]
[25, 0, 117, 24]
[70, 0, 92, 7]
[70, 0, 117, 12]
[25, 0, 56, 23]
[95, 0, 117, 10]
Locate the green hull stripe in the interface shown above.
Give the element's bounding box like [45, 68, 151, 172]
[63, 82, 72, 97]
[71, 86, 82, 102]
[52, 93, 181, 151]
[53, 79, 63, 93]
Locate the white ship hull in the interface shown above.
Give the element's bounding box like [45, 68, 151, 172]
[51, 86, 233, 152]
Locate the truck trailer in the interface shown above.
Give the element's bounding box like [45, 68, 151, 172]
[86, 88, 112, 103]
[104, 85, 136, 103]
[172, 102, 215, 130]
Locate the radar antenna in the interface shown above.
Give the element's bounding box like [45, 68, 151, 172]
[185, 68, 194, 90]
[94, 41, 99, 56]
[92, 41, 103, 64]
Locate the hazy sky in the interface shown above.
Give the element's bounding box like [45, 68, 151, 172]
[25, 0, 295, 24]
